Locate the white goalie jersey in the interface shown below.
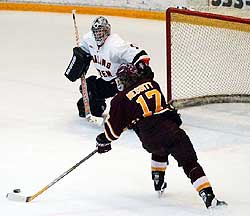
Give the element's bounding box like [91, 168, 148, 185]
[80, 31, 150, 81]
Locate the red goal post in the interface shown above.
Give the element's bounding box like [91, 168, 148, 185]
[166, 8, 250, 108]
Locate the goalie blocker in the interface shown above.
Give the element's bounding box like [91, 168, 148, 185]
[65, 47, 92, 82]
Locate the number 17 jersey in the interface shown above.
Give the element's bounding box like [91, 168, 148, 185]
[104, 79, 168, 141]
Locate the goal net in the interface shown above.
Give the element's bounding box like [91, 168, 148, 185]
[166, 8, 250, 108]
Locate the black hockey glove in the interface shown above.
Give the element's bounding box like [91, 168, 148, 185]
[64, 47, 92, 82]
[135, 60, 154, 80]
[163, 105, 182, 127]
[96, 133, 112, 154]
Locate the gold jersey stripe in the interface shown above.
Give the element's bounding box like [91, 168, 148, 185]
[151, 167, 167, 172]
[196, 182, 211, 192]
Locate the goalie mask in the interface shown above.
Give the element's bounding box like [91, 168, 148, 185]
[91, 16, 111, 47]
[116, 63, 141, 91]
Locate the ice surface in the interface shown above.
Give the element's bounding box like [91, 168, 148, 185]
[0, 11, 250, 216]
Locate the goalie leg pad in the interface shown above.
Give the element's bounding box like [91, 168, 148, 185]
[77, 97, 106, 118]
[77, 98, 86, 118]
[77, 76, 107, 117]
[80, 76, 118, 99]
[65, 47, 92, 82]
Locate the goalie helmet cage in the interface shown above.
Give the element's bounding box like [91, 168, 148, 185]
[166, 8, 250, 108]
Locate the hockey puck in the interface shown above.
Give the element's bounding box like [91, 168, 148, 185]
[13, 189, 21, 193]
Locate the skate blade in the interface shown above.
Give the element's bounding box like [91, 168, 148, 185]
[208, 199, 228, 209]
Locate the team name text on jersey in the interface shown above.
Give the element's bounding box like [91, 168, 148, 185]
[92, 55, 111, 69]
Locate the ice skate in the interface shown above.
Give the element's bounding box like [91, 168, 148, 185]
[152, 171, 167, 197]
[199, 187, 228, 209]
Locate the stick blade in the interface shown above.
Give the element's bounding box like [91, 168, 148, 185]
[6, 193, 28, 202]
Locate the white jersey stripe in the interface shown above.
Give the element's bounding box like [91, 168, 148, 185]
[151, 160, 167, 168]
[193, 176, 209, 190]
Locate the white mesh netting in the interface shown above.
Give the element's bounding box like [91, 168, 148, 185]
[168, 11, 250, 107]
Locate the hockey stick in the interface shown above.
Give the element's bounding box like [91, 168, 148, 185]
[6, 149, 98, 202]
[72, 10, 103, 126]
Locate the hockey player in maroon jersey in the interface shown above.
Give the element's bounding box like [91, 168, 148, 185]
[95, 63, 227, 209]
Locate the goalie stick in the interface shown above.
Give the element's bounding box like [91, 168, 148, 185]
[6, 149, 98, 202]
[72, 10, 103, 126]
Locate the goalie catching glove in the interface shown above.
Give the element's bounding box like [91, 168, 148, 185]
[64, 47, 92, 82]
[96, 133, 112, 154]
